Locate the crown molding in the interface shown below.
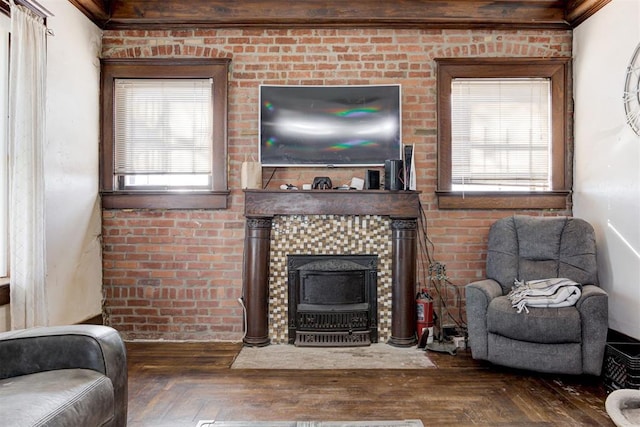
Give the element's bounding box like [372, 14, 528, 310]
[68, 0, 609, 31]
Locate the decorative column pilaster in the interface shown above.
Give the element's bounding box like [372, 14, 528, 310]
[387, 218, 418, 347]
[242, 217, 272, 346]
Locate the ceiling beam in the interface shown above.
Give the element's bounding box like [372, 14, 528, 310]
[565, 0, 611, 27]
[69, 0, 610, 31]
[71, 0, 569, 30]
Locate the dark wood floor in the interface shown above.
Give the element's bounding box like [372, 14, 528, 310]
[126, 341, 614, 427]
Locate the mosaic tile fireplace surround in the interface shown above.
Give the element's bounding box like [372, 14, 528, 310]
[269, 215, 392, 343]
[242, 190, 420, 347]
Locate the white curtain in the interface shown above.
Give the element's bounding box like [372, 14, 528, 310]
[8, 3, 48, 329]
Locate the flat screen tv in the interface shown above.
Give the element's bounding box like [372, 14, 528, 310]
[259, 84, 402, 167]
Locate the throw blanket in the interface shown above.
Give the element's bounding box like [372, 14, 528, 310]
[508, 278, 582, 313]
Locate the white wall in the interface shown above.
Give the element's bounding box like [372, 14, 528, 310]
[573, 0, 640, 340]
[0, 10, 10, 331]
[41, 0, 103, 326]
[0, 1, 101, 332]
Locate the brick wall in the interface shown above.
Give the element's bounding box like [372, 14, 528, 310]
[101, 28, 573, 340]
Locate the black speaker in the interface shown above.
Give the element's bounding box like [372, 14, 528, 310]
[384, 159, 403, 191]
[365, 170, 380, 190]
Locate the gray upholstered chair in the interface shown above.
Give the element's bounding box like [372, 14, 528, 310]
[465, 215, 608, 375]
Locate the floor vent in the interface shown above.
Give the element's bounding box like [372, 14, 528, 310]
[295, 331, 371, 347]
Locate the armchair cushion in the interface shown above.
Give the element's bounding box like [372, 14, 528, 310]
[487, 296, 581, 343]
[0, 369, 114, 427]
[486, 215, 598, 294]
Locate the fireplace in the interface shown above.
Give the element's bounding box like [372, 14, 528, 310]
[288, 254, 378, 347]
[242, 190, 420, 348]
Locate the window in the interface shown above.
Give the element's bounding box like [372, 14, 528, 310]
[451, 79, 551, 191]
[100, 58, 230, 209]
[114, 78, 214, 191]
[436, 58, 570, 209]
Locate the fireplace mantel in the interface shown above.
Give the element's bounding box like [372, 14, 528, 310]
[242, 190, 420, 347]
[244, 189, 420, 217]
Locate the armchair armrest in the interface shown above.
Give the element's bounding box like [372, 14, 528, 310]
[465, 279, 503, 360]
[0, 325, 128, 426]
[576, 285, 608, 375]
[466, 279, 503, 302]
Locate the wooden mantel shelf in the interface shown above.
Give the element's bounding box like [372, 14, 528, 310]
[243, 189, 421, 218]
[242, 189, 420, 348]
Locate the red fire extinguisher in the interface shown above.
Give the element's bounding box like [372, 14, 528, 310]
[416, 289, 434, 341]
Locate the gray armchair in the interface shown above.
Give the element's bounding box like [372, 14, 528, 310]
[465, 215, 608, 375]
[0, 325, 128, 426]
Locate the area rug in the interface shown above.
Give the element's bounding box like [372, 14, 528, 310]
[196, 421, 424, 427]
[231, 344, 434, 369]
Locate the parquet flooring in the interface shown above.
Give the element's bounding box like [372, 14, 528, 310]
[126, 341, 613, 427]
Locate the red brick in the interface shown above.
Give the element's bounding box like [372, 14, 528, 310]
[101, 27, 573, 341]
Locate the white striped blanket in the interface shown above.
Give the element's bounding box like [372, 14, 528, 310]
[507, 278, 582, 314]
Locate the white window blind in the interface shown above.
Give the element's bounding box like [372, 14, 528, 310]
[451, 78, 551, 191]
[114, 78, 213, 189]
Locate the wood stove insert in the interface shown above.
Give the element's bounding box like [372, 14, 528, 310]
[288, 254, 378, 347]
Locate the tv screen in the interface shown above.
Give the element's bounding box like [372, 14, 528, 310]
[259, 84, 402, 167]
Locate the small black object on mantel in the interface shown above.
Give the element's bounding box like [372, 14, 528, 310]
[312, 177, 332, 189]
[384, 159, 403, 191]
[365, 170, 380, 190]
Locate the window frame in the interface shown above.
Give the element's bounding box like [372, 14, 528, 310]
[100, 58, 230, 209]
[435, 57, 571, 210]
